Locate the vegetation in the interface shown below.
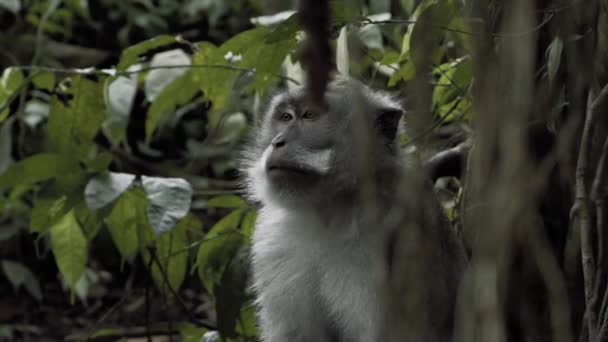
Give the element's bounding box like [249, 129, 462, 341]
[0, 0, 607, 341]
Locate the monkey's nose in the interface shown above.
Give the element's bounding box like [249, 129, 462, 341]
[271, 135, 286, 148]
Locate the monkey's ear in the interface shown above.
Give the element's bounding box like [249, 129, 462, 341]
[376, 109, 403, 143]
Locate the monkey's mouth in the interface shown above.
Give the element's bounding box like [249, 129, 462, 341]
[267, 165, 315, 175]
[266, 163, 319, 177]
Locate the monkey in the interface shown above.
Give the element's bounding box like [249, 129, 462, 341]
[241, 77, 467, 342]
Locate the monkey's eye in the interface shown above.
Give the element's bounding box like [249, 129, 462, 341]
[302, 111, 318, 120]
[278, 112, 293, 122]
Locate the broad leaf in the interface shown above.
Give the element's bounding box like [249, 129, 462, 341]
[50, 210, 87, 291]
[0, 153, 64, 191]
[31, 70, 55, 91]
[196, 209, 245, 295]
[1, 260, 43, 301]
[117, 35, 179, 71]
[146, 71, 198, 142]
[84, 172, 136, 210]
[104, 189, 143, 259]
[207, 195, 247, 209]
[103, 74, 137, 145]
[0, 67, 24, 121]
[142, 176, 193, 235]
[145, 218, 189, 296]
[46, 76, 106, 157]
[144, 49, 191, 102]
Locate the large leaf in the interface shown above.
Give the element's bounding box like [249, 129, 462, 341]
[196, 209, 245, 295]
[84, 172, 136, 210]
[1, 260, 43, 301]
[31, 70, 55, 91]
[144, 49, 191, 102]
[409, 1, 455, 68]
[192, 42, 237, 116]
[46, 76, 106, 157]
[103, 74, 137, 145]
[215, 248, 249, 338]
[432, 57, 472, 107]
[146, 71, 198, 142]
[193, 25, 296, 125]
[117, 35, 179, 71]
[104, 189, 142, 259]
[145, 217, 189, 296]
[207, 195, 247, 209]
[50, 210, 87, 291]
[142, 176, 193, 235]
[0, 67, 24, 121]
[0, 153, 64, 191]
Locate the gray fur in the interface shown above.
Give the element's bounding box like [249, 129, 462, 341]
[241, 77, 466, 342]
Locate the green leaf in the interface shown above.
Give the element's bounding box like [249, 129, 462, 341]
[207, 195, 247, 209]
[240, 210, 257, 241]
[330, 0, 362, 25]
[103, 75, 137, 146]
[117, 35, 179, 71]
[0, 117, 14, 174]
[0, 153, 63, 191]
[31, 70, 55, 91]
[30, 194, 75, 234]
[193, 26, 296, 123]
[179, 322, 208, 342]
[146, 71, 198, 142]
[50, 210, 87, 290]
[145, 219, 189, 297]
[84, 172, 136, 210]
[432, 57, 472, 107]
[144, 49, 191, 102]
[0, 67, 24, 121]
[142, 176, 193, 235]
[215, 248, 249, 338]
[546, 36, 563, 82]
[105, 189, 142, 259]
[1, 260, 43, 301]
[46, 76, 106, 157]
[192, 42, 238, 116]
[388, 60, 416, 87]
[409, 1, 455, 68]
[236, 303, 259, 338]
[196, 209, 245, 295]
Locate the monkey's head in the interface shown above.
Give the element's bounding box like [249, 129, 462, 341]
[242, 77, 404, 209]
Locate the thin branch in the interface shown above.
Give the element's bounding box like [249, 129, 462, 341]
[573, 82, 608, 337]
[147, 246, 215, 330]
[364, 11, 555, 38]
[9, 64, 300, 85]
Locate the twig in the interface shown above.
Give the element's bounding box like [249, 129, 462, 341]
[145, 253, 153, 342]
[77, 290, 132, 342]
[10, 64, 300, 85]
[147, 246, 215, 330]
[593, 132, 608, 336]
[573, 83, 608, 338]
[363, 11, 555, 38]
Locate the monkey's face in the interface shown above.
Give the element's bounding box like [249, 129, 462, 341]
[244, 78, 403, 208]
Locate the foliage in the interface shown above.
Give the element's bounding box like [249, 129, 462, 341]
[3, 0, 591, 340]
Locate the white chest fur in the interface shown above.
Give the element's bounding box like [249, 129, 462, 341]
[251, 205, 384, 342]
